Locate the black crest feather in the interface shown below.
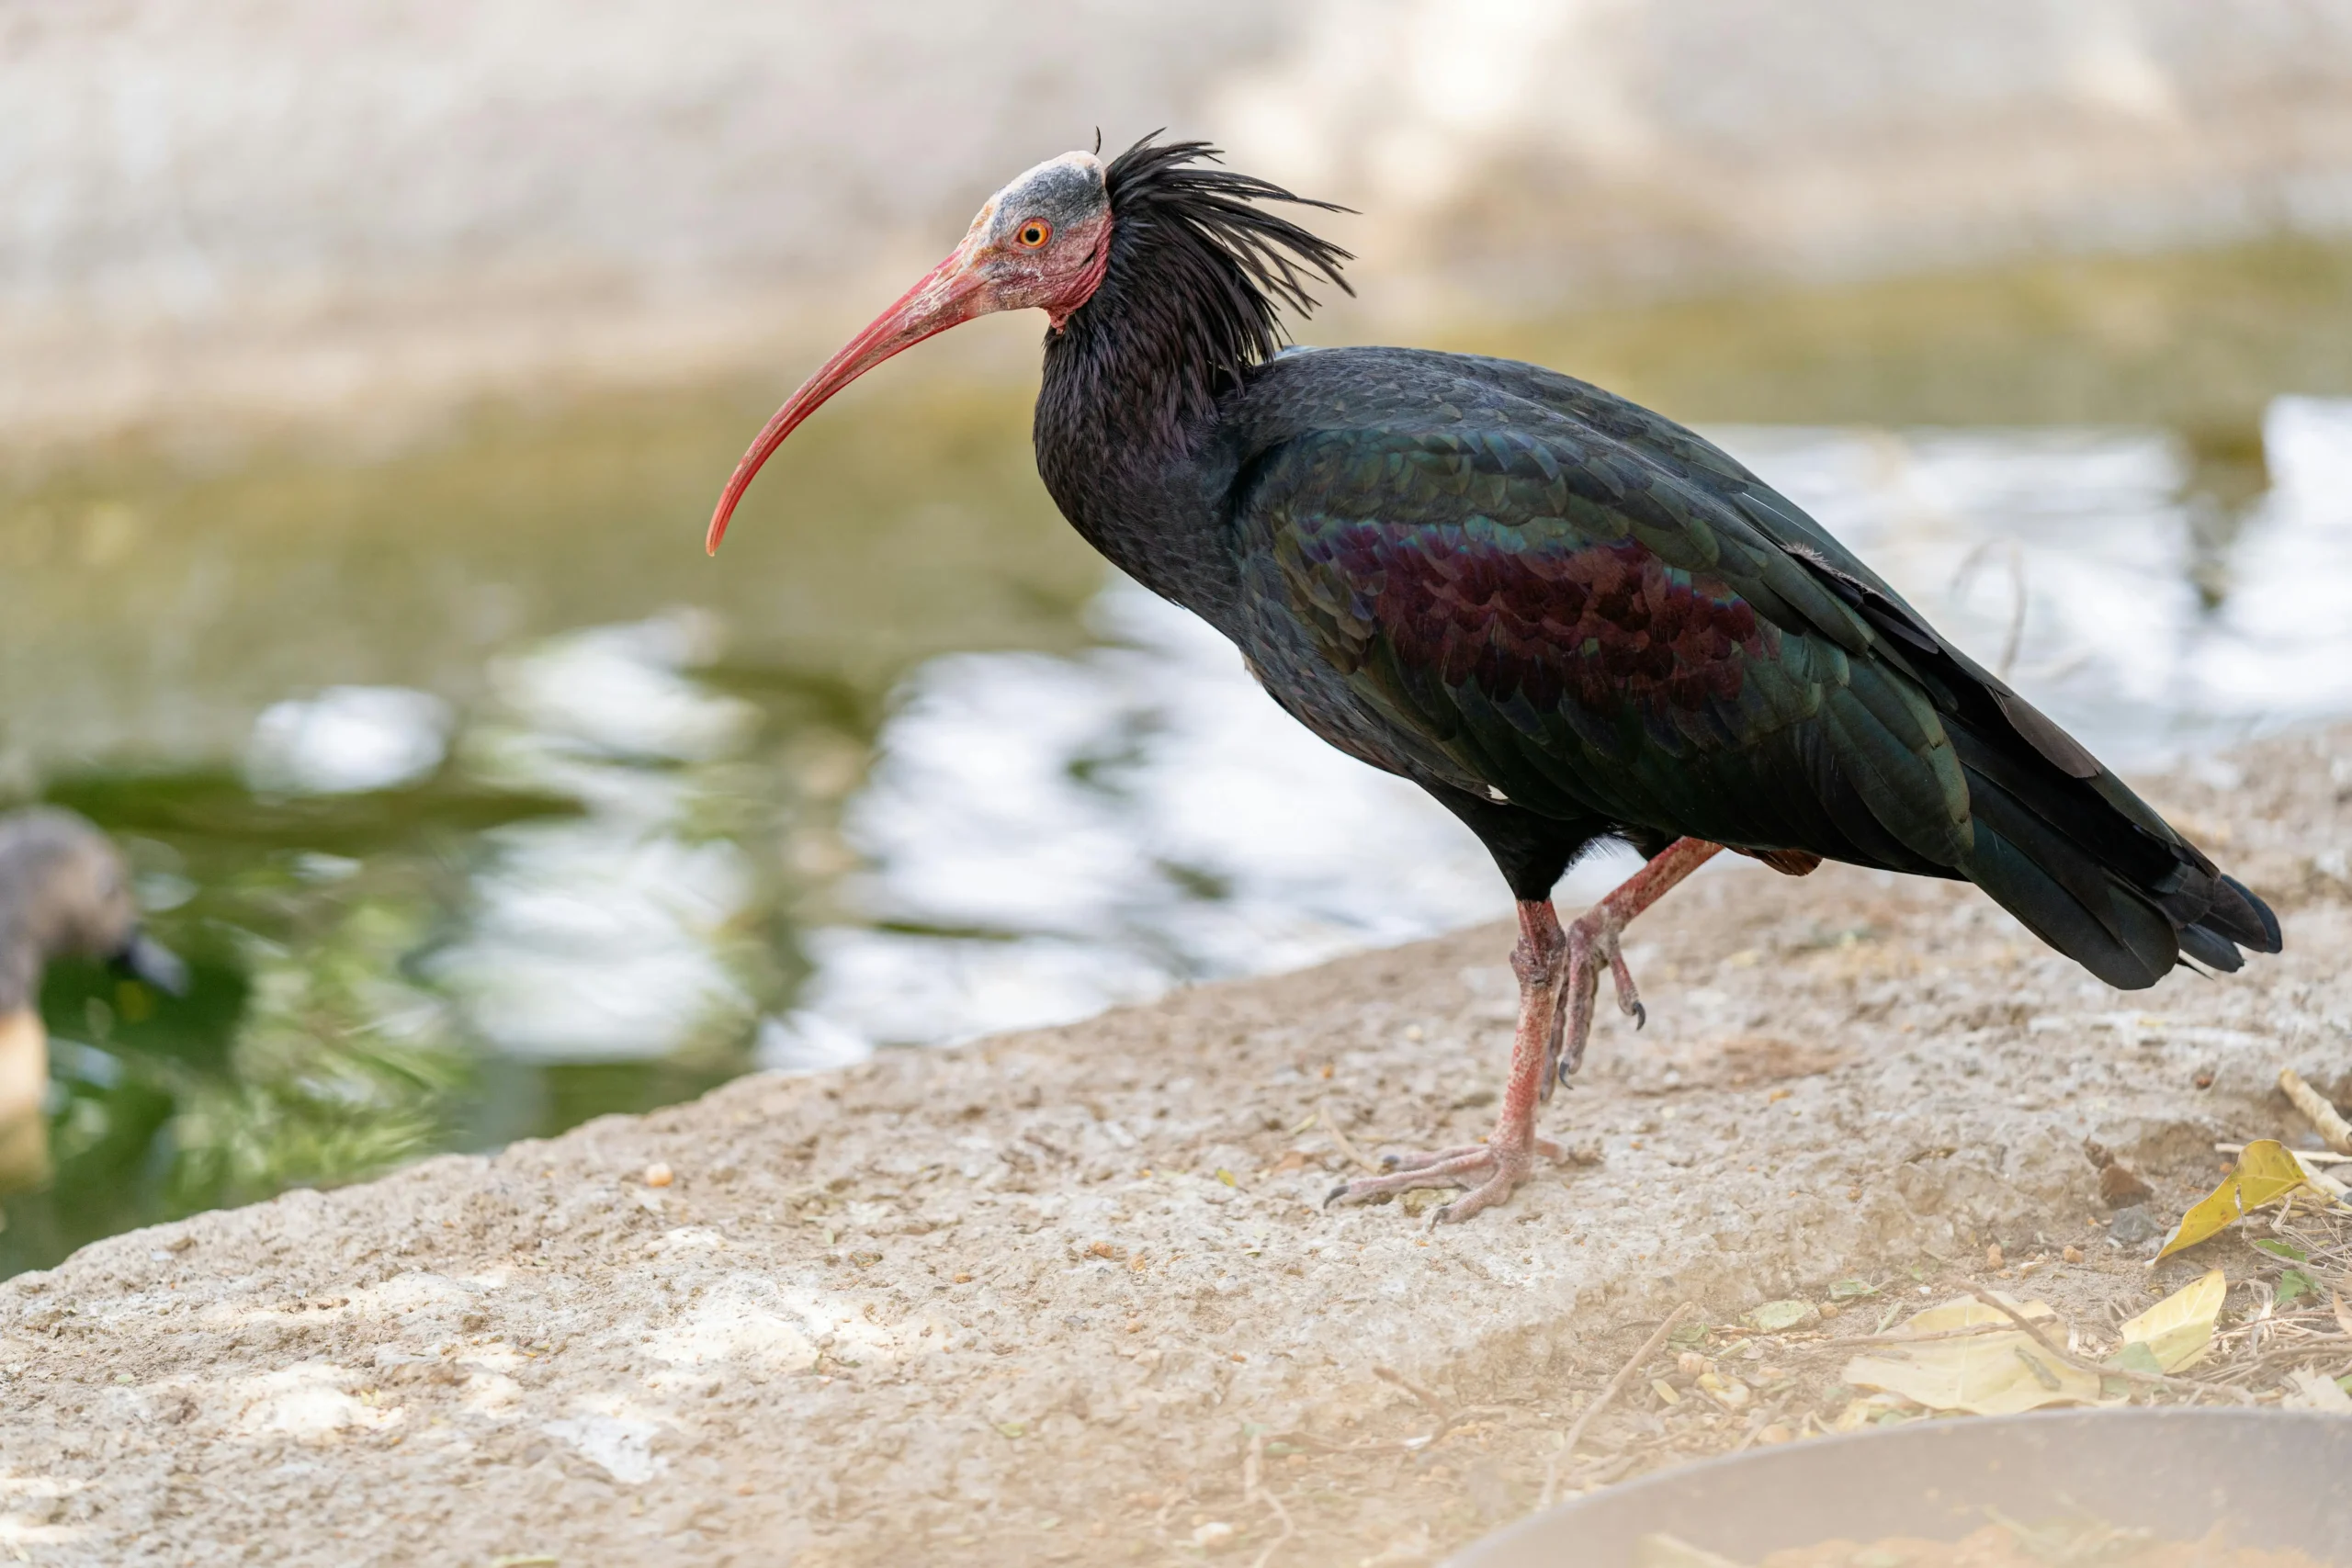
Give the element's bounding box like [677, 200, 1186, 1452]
[1076, 134, 1352, 440]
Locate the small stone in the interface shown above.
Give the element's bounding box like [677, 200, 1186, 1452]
[1984, 1243, 2004, 1269]
[2064, 1245, 2084, 1263]
[643, 1163, 674, 1188]
[1817, 1303, 1840, 1319]
[1755, 1423, 1793, 1445]
[2108, 1206, 2163, 1247]
[1677, 1351, 1709, 1377]
[954, 1273, 974, 1284]
[1192, 1520, 1236, 1550]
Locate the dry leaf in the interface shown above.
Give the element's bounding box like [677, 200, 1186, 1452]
[2334, 1291, 2352, 1339]
[1831, 1391, 1917, 1431]
[2113, 1268, 2226, 1371]
[1841, 1293, 2102, 1415]
[2283, 1369, 2352, 1413]
[1748, 1299, 1817, 1332]
[2154, 1140, 2310, 1260]
[2098, 1162, 2154, 1208]
[1694, 1371, 1751, 1412]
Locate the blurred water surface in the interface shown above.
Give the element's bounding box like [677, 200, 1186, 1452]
[3, 252, 2350, 1273]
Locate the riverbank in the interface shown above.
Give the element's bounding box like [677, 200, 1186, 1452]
[2, 726, 2346, 1566]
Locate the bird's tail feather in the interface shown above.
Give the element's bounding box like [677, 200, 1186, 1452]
[1947, 737, 2282, 990]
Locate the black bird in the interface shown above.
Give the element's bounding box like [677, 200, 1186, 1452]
[707, 138, 2282, 1223]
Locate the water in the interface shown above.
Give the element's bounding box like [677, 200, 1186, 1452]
[4, 258, 2349, 1274]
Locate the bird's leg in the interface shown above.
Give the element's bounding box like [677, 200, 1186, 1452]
[1324, 898, 1569, 1223]
[1324, 837, 1724, 1224]
[1545, 836, 1724, 1093]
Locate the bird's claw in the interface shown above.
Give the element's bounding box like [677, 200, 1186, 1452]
[1322, 1139, 1560, 1221]
[1546, 905, 1650, 1088]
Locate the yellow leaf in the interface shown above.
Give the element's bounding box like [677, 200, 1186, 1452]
[1841, 1293, 2101, 1416]
[1832, 1392, 1914, 1431]
[2154, 1139, 2310, 1260]
[2115, 1268, 2225, 1371]
[1900, 1292, 2056, 1335]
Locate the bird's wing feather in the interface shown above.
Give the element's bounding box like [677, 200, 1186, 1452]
[1235, 400, 1976, 874]
[1229, 348, 2278, 984]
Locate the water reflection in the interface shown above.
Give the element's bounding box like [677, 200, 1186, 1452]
[248, 686, 455, 796]
[437, 613, 763, 1061]
[2203, 398, 2352, 725]
[4, 376, 2348, 1276]
[763, 582, 1517, 1065]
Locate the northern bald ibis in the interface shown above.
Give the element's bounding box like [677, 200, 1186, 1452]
[707, 137, 2281, 1223]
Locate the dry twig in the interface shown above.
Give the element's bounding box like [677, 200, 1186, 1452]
[2217, 1142, 2351, 1165]
[1373, 1364, 1450, 1423]
[1242, 1427, 1296, 1568]
[1541, 1303, 1694, 1509]
[1322, 1110, 1380, 1174]
[2279, 1070, 2352, 1156]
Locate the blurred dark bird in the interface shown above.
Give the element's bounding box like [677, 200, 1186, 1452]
[0, 808, 186, 1183]
[707, 137, 2282, 1223]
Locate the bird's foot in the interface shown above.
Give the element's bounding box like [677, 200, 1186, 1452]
[1323, 1136, 1560, 1224]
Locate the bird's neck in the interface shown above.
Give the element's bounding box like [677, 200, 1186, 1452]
[1032, 245, 1249, 625]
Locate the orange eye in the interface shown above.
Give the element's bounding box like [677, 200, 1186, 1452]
[1016, 219, 1050, 248]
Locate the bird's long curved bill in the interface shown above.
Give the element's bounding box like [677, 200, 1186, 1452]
[706, 253, 988, 555]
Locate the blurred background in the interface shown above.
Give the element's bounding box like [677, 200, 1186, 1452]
[4, 0, 2351, 1274]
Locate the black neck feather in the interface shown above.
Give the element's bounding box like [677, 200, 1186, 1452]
[1034, 137, 1351, 612]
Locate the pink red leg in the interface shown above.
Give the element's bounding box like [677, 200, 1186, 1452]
[1326, 837, 1723, 1224]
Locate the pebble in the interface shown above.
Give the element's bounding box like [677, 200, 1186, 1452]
[2108, 1206, 2164, 1247]
[643, 1163, 674, 1188]
[2063, 1245, 2084, 1263]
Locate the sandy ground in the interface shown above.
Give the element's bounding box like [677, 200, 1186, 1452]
[2, 728, 2349, 1568]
